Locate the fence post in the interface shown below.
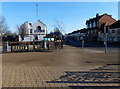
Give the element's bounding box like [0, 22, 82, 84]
[19, 44, 20, 51]
[44, 41, 47, 49]
[27, 43, 29, 52]
[3, 42, 7, 52]
[11, 44, 13, 53]
[47, 42, 49, 50]
[33, 40, 35, 51]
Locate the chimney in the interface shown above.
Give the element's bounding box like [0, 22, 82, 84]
[96, 13, 99, 17]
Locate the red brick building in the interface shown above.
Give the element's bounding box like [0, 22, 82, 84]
[86, 13, 116, 42]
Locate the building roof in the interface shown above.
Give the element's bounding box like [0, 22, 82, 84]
[109, 20, 120, 29]
[67, 28, 87, 35]
[86, 13, 114, 24]
[37, 20, 46, 27]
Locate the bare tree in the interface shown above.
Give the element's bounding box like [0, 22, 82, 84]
[12, 32, 18, 35]
[53, 20, 64, 34]
[5, 30, 12, 35]
[0, 16, 9, 35]
[52, 20, 65, 40]
[16, 25, 20, 34]
[16, 25, 26, 35]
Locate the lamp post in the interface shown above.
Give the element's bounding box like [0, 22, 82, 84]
[82, 34, 84, 49]
[104, 24, 107, 54]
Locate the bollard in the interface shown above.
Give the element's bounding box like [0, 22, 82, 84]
[27, 43, 29, 52]
[3, 41, 11, 52]
[33, 40, 35, 51]
[3, 42, 7, 52]
[11, 44, 13, 52]
[44, 41, 47, 49]
[47, 42, 50, 50]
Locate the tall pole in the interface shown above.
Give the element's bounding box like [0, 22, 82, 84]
[104, 24, 107, 54]
[36, 3, 38, 20]
[82, 34, 84, 49]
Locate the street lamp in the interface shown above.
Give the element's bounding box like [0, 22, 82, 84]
[104, 24, 107, 54]
[81, 34, 84, 49]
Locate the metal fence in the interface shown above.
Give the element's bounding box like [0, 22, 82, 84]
[2, 41, 63, 53]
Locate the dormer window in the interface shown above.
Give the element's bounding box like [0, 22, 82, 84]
[86, 22, 90, 29]
[37, 26, 41, 32]
[90, 22, 92, 28]
[93, 20, 96, 27]
[30, 29, 32, 33]
[29, 23, 32, 27]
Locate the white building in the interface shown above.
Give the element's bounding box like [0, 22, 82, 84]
[108, 20, 120, 42]
[19, 20, 47, 42]
[67, 29, 86, 41]
[98, 20, 120, 42]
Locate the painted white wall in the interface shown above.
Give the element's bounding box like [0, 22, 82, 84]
[32, 20, 46, 41]
[33, 20, 46, 34]
[19, 20, 47, 42]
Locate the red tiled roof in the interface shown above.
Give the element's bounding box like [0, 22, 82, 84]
[109, 20, 120, 29]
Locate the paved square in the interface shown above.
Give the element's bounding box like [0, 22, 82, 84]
[2, 45, 119, 88]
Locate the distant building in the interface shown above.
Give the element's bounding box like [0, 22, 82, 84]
[86, 13, 116, 42]
[2, 35, 19, 42]
[19, 20, 47, 42]
[108, 20, 120, 42]
[67, 28, 86, 41]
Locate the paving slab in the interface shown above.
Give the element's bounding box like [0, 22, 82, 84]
[2, 45, 119, 88]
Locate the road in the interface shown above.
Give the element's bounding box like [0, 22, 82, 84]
[65, 39, 119, 53]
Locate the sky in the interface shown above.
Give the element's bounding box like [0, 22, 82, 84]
[1, 2, 118, 34]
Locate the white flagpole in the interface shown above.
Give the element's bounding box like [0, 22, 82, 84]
[36, 3, 38, 20]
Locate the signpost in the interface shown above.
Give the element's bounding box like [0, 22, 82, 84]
[104, 24, 107, 54]
[81, 34, 84, 49]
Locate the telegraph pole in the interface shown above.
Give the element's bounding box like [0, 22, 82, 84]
[104, 24, 107, 54]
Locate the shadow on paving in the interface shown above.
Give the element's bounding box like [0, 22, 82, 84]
[64, 39, 120, 48]
[2, 50, 53, 54]
[47, 64, 120, 83]
[1, 86, 120, 89]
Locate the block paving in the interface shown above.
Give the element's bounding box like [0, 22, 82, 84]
[2, 64, 119, 88]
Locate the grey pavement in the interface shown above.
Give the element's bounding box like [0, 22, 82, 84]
[2, 45, 119, 88]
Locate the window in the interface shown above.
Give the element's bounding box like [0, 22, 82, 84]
[42, 30, 45, 32]
[37, 26, 41, 32]
[86, 23, 90, 29]
[30, 29, 32, 33]
[90, 22, 92, 28]
[117, 29, 120, 34]
[91, 30, 93, 34]
[29, 23, 32, 27]
[112, 30, 115, 33]
[86, 24, 88, 29]
[93, 21, 96, 27]
[35, 35, 38, 40]
[96, 22, 98, 27]
[88, 31, 90, 34]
